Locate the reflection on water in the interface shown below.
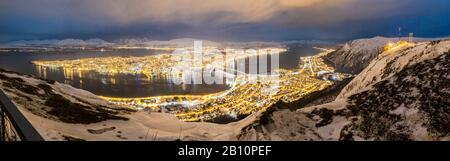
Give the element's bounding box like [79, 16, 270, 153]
[0, 46, 319, 98]
[33, 63, 232, 97]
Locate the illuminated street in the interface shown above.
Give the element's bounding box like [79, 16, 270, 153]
[32, 47, 286, 80]
[100, 48, 340, 122]
[32, 47, 340, 122]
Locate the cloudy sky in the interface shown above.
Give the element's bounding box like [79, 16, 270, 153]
[0, 0, 449, 42]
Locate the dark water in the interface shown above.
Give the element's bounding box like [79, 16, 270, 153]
[0, 46, 319, 97]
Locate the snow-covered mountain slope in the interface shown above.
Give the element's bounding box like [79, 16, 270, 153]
[326, 36, 439, 74]
[326, 37, 393, 74]
[0, 69, 258, 141]
[239, 39, 450, 141]
[338, 40, 449, 98]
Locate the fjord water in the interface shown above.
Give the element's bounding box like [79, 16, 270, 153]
[0, 46, 319, 97]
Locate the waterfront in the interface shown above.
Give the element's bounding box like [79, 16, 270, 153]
[100, 48, 343, 122]
[0, 45, 340, 122]
[0, 46, 319, 97]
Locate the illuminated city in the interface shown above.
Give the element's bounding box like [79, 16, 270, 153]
[32, 47, 287, 80]
[33, 47, 342, 122]
[2, 0, 449, 145]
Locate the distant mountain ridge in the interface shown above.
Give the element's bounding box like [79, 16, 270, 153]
[1, 38, 114, 48]
[116, 38, 220, 47]
[0, 37, 334, 49]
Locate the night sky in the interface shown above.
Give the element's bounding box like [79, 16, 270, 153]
[0, 0, 449, 42]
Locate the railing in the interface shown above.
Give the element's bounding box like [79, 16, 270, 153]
[0, 90, 44, 141]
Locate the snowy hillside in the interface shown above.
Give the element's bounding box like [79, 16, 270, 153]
[326, 36, 439, 74]
[338, 40, 449, 98]
[239, 39, 450, 141]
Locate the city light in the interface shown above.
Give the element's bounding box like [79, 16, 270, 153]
[32, 48, 339, 122]
[383, 41, 414, 52]
[104, 49, 338, 122]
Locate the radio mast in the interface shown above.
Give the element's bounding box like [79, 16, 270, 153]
[409, 33, 414, 43]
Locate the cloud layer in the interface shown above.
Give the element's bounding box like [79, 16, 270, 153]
[1, 0, 359, 25]
[0, 0, 449, 41]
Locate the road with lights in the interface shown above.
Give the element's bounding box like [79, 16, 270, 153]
[33, 47, 342, 122]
